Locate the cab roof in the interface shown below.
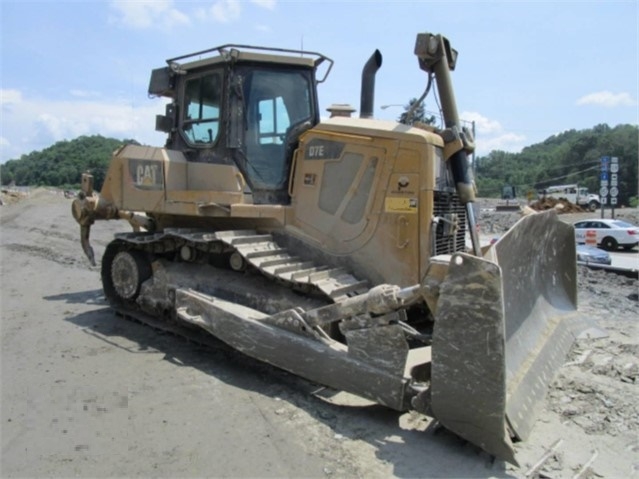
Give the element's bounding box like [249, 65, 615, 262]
[167, 44, 332, 76]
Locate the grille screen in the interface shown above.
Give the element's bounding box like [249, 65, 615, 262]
[432, 191, 467, 255]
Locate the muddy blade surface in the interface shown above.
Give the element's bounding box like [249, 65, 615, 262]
[495, 211, 580, 440]
[431, 211, 580, 464]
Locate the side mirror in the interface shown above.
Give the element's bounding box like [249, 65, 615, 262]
[148, 67, 173, 96]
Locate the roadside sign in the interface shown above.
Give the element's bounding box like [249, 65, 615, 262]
[600, 155, 620, 218]
[585, 230, 597, 246]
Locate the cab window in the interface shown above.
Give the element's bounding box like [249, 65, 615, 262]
[182, 72, 222, 145]
[258, 97, 290, 145]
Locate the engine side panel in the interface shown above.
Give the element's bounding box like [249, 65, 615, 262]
[289, 130, 412, 286]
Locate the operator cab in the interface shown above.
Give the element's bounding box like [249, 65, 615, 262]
[149, 45, 332, 204]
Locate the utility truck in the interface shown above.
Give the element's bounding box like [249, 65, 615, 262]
[539, 184, 600, 211]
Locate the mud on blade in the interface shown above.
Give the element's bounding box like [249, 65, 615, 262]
[429, 211, 581, 464]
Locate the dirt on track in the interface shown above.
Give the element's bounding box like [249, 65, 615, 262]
[1, 189, 637, 478]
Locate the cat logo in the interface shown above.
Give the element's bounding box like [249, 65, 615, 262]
[129, 159, 164, 190]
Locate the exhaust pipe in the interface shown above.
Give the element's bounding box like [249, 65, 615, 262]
[359, 50, 382, 119]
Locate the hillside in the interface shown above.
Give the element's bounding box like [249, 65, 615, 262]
[475, 124, 638, 205]
[1, 124, 637, 205]
[0, 135, 138, 191]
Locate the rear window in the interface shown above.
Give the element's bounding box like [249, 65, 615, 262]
[611, 220, 634, 228]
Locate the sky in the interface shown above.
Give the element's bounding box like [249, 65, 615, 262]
[1, 0, 637, 163]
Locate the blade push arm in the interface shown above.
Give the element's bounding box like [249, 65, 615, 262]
[414, 33, 481, 256]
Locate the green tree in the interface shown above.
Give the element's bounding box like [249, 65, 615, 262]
[398, 98, 436, 125]
[475, 124, 638, 205]
[1, 135, 139, 190]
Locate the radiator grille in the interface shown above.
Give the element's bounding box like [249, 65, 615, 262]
[432, 191, 467, 255]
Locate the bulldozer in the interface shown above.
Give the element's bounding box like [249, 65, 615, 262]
[71, 32, 581, 465]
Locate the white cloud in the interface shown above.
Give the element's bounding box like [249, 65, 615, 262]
[458, 111, 526, 155]
[479, 132, 527, 154]
[1, 89, 23, 105]
[197, 0, 273, 24]
[576, 91, 636, 107]
[1, 92, 169, 162]
[459, 111, 502, 135]
[110, 0, 273, 28]
[109, 0, 190, 29]
[198, 0, 242, 23]
[0, 137, 10, 147]
[255, 24, 272, 33]
[251, 0, 276, 10]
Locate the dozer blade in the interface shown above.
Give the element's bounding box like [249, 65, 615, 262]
[430, 210, 580, 465]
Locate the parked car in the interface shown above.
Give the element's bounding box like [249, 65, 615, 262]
[573, 219, 638, 251]
[576, 244, 612, 265]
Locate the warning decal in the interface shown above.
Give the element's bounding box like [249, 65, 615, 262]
[385, 197, 418, 213]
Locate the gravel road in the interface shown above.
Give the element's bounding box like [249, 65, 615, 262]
[1, 189, 637, 478]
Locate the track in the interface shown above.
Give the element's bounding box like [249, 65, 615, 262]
[111, 228, 371, 303]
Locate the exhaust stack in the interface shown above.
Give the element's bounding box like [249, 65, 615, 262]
[359, 50, 382, 119]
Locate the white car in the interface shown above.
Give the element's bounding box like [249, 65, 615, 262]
[574, 219, 638, 251]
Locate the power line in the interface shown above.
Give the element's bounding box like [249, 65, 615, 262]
[477, 157, 599, 173]
[534, 165, 599, 185]
[478, 164, 601, 195]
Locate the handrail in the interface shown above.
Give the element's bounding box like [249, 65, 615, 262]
[166, 44, 334, 83]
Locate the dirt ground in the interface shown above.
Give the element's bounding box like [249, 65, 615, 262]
[1, 189, 637, 478]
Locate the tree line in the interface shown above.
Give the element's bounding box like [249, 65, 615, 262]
[1, 135, 137, 192]
[474, 124, 638, 206]
[1, 124, 637, 206]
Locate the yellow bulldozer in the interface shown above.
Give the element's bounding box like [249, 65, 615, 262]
[72, 32, 581, 465]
